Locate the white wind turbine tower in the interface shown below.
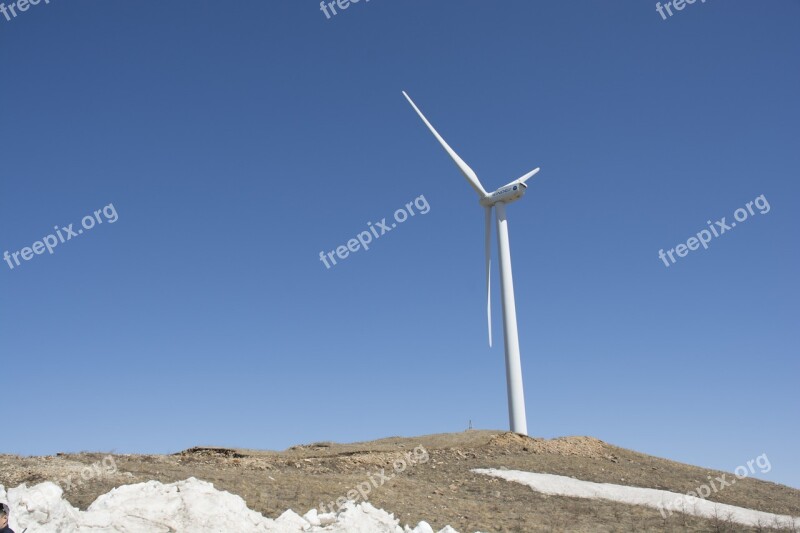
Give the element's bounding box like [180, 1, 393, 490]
[403, 91, 541, 436]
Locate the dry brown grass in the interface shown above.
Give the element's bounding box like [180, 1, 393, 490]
[2, 431, 798, 532]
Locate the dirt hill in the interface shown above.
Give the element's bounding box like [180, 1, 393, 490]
[1, 431, 798, 532]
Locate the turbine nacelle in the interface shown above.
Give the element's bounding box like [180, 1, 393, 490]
[479, 166, 541, 206]
[480, 180, 527, 207]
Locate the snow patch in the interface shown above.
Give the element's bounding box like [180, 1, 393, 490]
[0, 477, 462, 533]
[474, 468, 800, 528]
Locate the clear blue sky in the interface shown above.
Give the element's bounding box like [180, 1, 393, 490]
[2, 1, 798, 488]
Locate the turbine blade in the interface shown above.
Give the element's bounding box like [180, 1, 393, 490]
[518, 167, 540, 184]
[498, 168, 540, 190]
[485, 205, 493, 347]
[402, 91, 489, 198]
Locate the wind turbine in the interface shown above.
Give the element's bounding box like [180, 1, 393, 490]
[403, 91, 540, 436]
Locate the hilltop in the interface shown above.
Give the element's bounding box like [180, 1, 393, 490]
[2, 431, 798, 532]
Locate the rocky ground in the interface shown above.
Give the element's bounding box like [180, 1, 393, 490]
[1, 431, 799, 532]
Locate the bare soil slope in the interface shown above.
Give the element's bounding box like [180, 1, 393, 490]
[2, 431, 798, 532]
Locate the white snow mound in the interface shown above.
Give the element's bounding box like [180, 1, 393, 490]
[474, 468, 800, 528]
[0, 477, 462, 533]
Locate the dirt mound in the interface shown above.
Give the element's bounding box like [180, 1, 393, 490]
[178, 447, 245, 459]
[2, 432, 798, 532]
[529, 436, 607, 458]
[486, 433, 607, 458]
